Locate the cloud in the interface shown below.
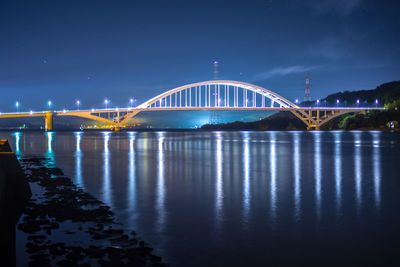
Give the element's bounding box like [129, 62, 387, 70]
[307, 0, 363, 16]
[254, 65, 319, 81]
[309, 36, 346, 60]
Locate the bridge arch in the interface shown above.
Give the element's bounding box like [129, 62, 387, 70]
[136, 80, 298, 109]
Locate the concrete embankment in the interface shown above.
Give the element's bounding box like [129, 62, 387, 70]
[0, 139, 32, 266]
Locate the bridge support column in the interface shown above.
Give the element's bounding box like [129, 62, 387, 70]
[45, 111, 53, 131]
[307, 125, 320, 131]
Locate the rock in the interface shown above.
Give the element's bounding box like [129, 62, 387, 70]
[18, 157, 166, 266]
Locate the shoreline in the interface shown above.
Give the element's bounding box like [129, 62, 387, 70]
[0, 127, 398, 132]
[16, 156, 166, 266]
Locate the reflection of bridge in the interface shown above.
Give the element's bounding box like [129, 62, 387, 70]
[0, 80, 384, 131]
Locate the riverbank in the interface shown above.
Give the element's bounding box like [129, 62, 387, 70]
[16, 157, 165, 266]
[201, 110, 400, 131]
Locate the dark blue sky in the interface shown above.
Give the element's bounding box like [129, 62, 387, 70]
[1, 0, 399, 112]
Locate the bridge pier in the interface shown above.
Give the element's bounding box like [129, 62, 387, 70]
[44, 111, 53, 131]
[111, 126, 121, 132]
[307, 125, 320, 131]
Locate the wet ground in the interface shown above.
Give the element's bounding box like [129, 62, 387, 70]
[17, 157, 166, 266]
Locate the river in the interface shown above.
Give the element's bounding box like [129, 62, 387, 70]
[2, 130, 400, 266]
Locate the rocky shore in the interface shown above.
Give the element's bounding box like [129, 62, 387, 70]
[17, 157, 166, 266]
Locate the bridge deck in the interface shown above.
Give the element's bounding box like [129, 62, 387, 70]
[0, 106, 386, 118]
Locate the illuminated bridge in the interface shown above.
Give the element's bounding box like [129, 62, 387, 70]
[0, 80, 384, 131]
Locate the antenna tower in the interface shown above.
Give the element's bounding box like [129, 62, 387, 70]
[213, 60, 219, 80]
[304, 73, 311, 102]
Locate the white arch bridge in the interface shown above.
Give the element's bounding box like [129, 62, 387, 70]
[0, 80, 384, 131]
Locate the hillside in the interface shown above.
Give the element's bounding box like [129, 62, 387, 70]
[303, 81, 400, 107]
[201, 112, 306, 130]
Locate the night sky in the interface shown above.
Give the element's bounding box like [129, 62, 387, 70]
[1, 0, 399, 113]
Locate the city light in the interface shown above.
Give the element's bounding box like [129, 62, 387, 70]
[16, 101, 19, 112]
[130, 98, 134, 107]
[76, 100, 80, 110]
[316, 99, 320, 104]
[295, 98, 299, 104]
[48, 100, 52, 108]
[104, 99, 109, 109]
[357, 99, 360, 104]
[375, 99, 379, 104]
[336, 99, 340, 104]
[30, 110, 33, 115]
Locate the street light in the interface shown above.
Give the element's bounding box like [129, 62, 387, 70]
[104, 99, 109, 109]
[16, 101, 19, 112]
[316, 99, 320, 106]
[130, 98, 134, 107]
[336, 99, 340, 105]
[76, 100, 80, 110]
[375, 99, 379, 106]
[48, 101, 52, 109]
[356, 99, 360, 105]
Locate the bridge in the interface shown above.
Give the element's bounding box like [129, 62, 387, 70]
[0, 80, 384, 131]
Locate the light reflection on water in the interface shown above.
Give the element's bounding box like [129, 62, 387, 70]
[128, 132, 136, 218]
[372, 131, 381, 211]
[242, 132, 250, 225]
[156, 132, 166, 233]
[13, 132, 21, 155]
[75, 132, 83, 188]
[292, 132, 301, 222]
[4, 130, 397, 266]
[353, 131, 362, 213]
[313, 132, 322, 220]
[103, 132, 111, 206]
[269, 132, 277, 224]
[333, 131, 342, 216]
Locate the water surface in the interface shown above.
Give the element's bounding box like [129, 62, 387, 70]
[3, 130, 400, 266]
